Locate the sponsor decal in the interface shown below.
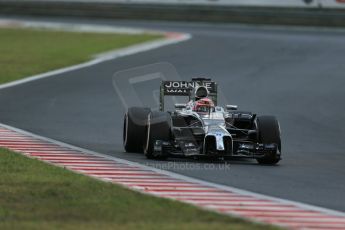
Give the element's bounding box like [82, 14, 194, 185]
[163, 81, 216, 95]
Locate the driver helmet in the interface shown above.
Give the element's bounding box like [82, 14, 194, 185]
[193, 98, 215, 113]
[194, 86, 209, 101]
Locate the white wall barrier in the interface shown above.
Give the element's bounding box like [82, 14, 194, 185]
[320, 0, 345, 8]
[0, 0, 344, 27]
[40, 0, 345, 8]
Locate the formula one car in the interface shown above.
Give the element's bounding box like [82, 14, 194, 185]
[123, 78, 281, 165]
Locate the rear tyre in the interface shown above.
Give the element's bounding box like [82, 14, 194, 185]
[256, 116, 281, 165]
[144, 111, 171, 160]
[123, 107, 151, 153]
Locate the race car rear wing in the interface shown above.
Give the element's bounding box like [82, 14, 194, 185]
[160, 78, 218, 111]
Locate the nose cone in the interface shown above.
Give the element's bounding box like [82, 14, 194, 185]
[205, 126, 230, 152]
[215, 133, 225, 151]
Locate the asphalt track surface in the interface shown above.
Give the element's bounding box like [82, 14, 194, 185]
[1, 16, 345, 212]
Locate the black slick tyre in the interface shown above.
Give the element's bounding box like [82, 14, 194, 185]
[144, 111, 171, 160]
[123, 107, 151, 153]
[256, 116, 281, 165]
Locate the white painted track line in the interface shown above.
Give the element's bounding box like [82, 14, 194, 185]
[0, 19, 191, 90]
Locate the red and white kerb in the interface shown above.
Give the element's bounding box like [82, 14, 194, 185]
[0, 126, 344, 230]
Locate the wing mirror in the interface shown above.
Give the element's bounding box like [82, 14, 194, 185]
[175, 103, 187, 110]
[226, 105, 238, 111]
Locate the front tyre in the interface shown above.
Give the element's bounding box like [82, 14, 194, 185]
[144, 111, 172, 160]
[256, 116, 281, 165]
[123, 107, 151, 153]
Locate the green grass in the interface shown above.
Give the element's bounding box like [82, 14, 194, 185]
[0, 148, 280, 230]
[0, 27, 162, 84]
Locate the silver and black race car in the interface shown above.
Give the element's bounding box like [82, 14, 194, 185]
[123, 78, 281, 165]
